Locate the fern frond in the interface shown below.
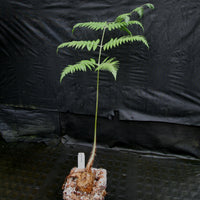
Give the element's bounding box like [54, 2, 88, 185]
[132, 6, 144, 18]
[57, 39, 100, 53]
[103, 35, 149, 51]
[115, 3, 154, 22]
[120, 21, 144, 35]
[131, 3, 154, 18]
[127, 20, 144, 31]
[106, 20, 144, 32]
[107, 22, 123, 31]
[145, 3, 155, 9]
[120, 26, 132, 35]
[115, 13, 131, 23]
[96, 57, 119, 80]
[60, 58, 96, 82]
[72, 22, 107, 33]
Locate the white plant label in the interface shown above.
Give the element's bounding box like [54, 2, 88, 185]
[78, 152, 85, 169]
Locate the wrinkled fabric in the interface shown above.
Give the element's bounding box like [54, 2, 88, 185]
[1, 0, 200, 126]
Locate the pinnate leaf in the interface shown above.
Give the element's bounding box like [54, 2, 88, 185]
[57, 39, 100, 53]
[132, 6, 144, 18]
[95, 57, 119, 80]
[103, 35, 149, 51]
[72, 22, 107, 33]
[115, 13, 131, 23]
[60, 58, 96, 82]
[131, 3, 154, 18]
[106, 20, 144, 32]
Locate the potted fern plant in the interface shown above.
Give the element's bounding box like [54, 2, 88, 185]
[57, 3, 154, 199]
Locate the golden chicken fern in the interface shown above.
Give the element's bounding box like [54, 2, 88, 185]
[57, 3, 154, 172]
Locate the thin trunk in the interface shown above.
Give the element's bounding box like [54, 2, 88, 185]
[86, 27, 106, 171]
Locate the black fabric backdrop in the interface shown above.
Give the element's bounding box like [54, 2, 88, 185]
[0, 0, 200, 156]
[1, 0, 200, 126]
[1, 0, 200, 125]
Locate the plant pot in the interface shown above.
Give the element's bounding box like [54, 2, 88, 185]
[63, 167, 107, 200]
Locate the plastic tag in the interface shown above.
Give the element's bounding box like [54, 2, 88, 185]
[78, 152, 85, 169]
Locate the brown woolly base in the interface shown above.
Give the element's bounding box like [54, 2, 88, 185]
[63, 167, 107, 200]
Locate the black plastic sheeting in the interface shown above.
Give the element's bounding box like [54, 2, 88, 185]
[1, 0, 200, 126]
[61, 112, 200, 158]
[0, 105, 60, 143]
[0, 105, 200, 158]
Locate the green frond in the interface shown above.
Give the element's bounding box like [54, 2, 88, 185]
[115, 3, 154, 22]
[106, 20, 143, 33]
[124, 16, 130, 23]
[132, 6, 144, 18]
[57, 39, 100, 53]
[115, 13, 131, 23]
[60, 58, 96, 82]
[145, 3, 155, 9]
[127, 20, 144, 31]
[131, 3, 154, 18]
[120, 26, 132, 35]
[72, 22, 107, 33]
[120, 20, 144, 35]
[107, 22, 123, 31]
[95, 57, 119, 80]
[103, 35, 149, 51]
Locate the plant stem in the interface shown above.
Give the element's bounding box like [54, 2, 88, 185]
[86, 27, 106, 170]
